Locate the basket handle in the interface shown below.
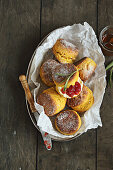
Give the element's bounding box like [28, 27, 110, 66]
[19, 75, 37, 113]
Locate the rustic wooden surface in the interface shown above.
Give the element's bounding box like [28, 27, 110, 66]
[0, 0, 113, 170]
[0, 1, 40, 170]
[98, 0, 113, 170]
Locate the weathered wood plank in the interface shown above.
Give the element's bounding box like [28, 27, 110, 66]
[0, 1, 40, 169]
[41, 0, 97, 39]
[38, 0, 97, 170]
[98, 0, 113, 170]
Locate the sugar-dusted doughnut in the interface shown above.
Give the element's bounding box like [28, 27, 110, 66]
[53, 39, 79, 63]
[67, 85, 94, 112]
[40, 59, 60, 86]
[55, 110, 81, 135]
[75, 57, 97, 82]
[37, 87, 67, 116]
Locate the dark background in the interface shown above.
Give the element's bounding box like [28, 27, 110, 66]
[0, 0, 113, 170]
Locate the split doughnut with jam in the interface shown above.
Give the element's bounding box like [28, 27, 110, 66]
[52, 63, 83, 98]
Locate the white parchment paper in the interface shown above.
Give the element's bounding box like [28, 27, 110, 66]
[28, 22, 106, 139]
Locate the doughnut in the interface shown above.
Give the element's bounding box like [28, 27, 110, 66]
[52, 63, 83, 98]
[67, 85, 94, 112]
[75, 57, 97, 82]
[37, 87, 67, 116]
[55, 110, 81, 135]
[52, 39, 79, 63]
[40, 59, 60, 86]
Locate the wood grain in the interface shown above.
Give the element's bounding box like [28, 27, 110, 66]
[41, 0, 97, 39]
[0, 1, 40, 169]
[38, 0, 97, 170]
[98, 0, 113, 170]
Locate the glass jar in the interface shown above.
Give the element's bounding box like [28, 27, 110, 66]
[99, 26, 113, 56]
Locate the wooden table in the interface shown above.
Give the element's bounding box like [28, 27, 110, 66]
[0, 0, 113, 170]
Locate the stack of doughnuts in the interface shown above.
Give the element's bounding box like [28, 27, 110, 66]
[37, 39, 97, 136]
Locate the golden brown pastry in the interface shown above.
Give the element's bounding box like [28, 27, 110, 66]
[55, 110, 81, 135]
[67, 85, 94, 112]
[40, 59, 60, 86]
[52, 63, 83, 98]
[75, 57, 97, 82]
[37, 87, 67, 116]
[52, 39, 79, 63]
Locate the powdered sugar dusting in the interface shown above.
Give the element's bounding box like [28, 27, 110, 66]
[57, 111, 69, 121]
[53, 63, 76, 83]
[43, 59, 60, 72]
[56, 110, 79, 134]
[80, 62, 96, 81]
[41, 59, 60, 83]
[37, 92, 56, 116]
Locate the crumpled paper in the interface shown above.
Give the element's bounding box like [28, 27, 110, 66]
[28, 22, 106, 140]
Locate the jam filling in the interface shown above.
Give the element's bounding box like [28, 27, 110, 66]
[61, 82, 81, 97]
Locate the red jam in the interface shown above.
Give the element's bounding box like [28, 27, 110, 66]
[102, 34, 113, 50]
[61, 88, 66, 94]
[61, 81, 81, 97]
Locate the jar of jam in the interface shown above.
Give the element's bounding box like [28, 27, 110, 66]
[99, 26, 113, 56]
